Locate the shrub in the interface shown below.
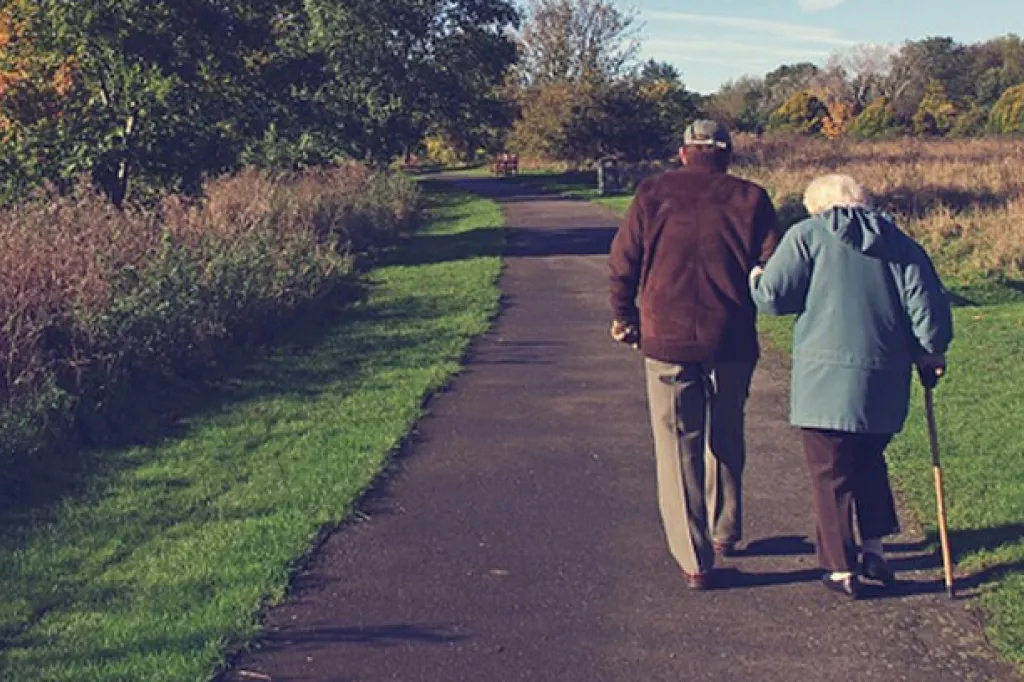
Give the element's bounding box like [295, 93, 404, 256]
[423, 135, 468, 166]
[766, 92, 828, 135]
[988, 83, 1024, 134]
[912, 80, 959, 136]
[0, 165, 419, 491]
[821, 100, 857, 139]
[845, 98, 904, 139]
[948, 101, 990, 138]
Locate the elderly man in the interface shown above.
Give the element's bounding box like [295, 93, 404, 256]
[749, 174, 953, 599]
[608, 120, 781, 589]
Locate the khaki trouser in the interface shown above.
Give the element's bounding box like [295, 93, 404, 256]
[644, 359, 755, 575]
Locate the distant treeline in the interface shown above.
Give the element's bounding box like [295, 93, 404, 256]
[473, 3, 1024, 165]
[703, 35, 1024, 140]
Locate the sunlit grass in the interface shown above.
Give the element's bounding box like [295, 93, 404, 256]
[0, 187, 504, 681]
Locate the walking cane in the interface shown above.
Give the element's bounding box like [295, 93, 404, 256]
[920, 365, 955, 599]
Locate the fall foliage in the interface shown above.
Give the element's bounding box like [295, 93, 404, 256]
[821, 99, 857, 139]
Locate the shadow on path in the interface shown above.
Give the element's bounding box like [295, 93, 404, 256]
[259, 624, 467, 650]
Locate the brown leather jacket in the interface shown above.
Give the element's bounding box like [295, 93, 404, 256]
[608, 162, 781, 363]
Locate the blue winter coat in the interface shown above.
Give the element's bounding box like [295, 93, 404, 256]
[750, 206, 953, 434]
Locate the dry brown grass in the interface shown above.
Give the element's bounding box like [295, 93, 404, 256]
[732, 135, 1024, 278]
[0, 165, 419, 452]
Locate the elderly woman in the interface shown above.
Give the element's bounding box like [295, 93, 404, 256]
[749, 174, 953, 599]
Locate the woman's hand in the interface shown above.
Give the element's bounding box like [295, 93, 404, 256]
[749, 265, 765, 288]
[916, 353, 946, 388]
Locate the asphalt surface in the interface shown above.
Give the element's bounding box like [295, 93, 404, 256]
[223, 177, 1018, 682]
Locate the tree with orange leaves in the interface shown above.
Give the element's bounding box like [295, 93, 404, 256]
[821, 99, 858, 139]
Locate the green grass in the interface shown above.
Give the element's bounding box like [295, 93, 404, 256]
[0, 186, 504, 681]
[888, 303, 1024, 666]
[523, 169, 1024, 671]
[473, 168, 633, 213]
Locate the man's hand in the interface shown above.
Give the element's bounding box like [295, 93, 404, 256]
[916, 353, 946, 389]
[610, 320, 640, 349]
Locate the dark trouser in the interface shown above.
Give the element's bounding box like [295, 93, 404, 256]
[800, 429, 900, 572]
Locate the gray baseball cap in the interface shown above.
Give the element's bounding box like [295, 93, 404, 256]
[683, 119, 732, 149]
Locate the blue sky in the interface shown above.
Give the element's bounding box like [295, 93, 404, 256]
[630, 0, 1024, 93]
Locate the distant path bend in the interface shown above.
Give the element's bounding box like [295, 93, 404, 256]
[225, 177, 1017, 682]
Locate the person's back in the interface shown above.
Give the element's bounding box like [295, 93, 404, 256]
[748, 173, 953, 599]
[607, 119, 780, 588]
[614, 168, 778, 363]
[753, 202, 953, 434]
[791, 208, 920, 364]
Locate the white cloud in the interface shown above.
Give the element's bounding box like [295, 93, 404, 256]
[641, 38, 831, 76]
[644, 11, 859, 47]
[796, 0, 847, 11]
[669, 55, 770, 67]
[646, 38, 830, 60]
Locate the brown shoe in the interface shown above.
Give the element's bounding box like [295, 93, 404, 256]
[713, 540, 736, 557]
[683, 570, 711, 590]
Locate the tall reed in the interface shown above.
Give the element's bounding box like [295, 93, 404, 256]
[732, 135, 1024, 278]
[0, 165, 420, 486]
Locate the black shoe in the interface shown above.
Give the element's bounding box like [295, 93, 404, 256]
[822, 573, 861, 600]
[861, 552, 896, 586]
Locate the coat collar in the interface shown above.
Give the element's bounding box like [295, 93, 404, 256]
[681, 157, 728, 174]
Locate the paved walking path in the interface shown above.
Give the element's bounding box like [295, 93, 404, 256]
[225, 178, 1017, 682]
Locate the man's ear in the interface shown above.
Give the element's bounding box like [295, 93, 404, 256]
[678, 147, 687, 165]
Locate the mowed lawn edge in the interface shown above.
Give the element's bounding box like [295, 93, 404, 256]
[0, 186, 504, 682]
[522, 172, 1024, 672]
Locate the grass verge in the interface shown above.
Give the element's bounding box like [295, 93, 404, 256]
[522, 170, 1024, 671]
[0, 185, 503, 681]
[888, 303, 1024, 667]
[459, 168, 634, 214]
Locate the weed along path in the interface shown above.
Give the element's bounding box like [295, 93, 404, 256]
[225, 177, 1018, 682]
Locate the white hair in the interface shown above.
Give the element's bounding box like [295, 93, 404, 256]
[802, 174, 870, 215]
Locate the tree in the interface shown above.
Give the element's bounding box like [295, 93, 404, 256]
[845, 97, 903, 139]
[821, 100, 857, 139]
[637, 61, 702, 147]
[822, 45, 896, 108]
[762, 62, 820, 114]
[508, 80, 594, 160]
[703, 76, 766, 133]
[948, 100, 990, 138]
[298, 0, 519, 164]
[766, 91, 829, 135]
[884, 37, 968, 120]
[988, 83, 1024, 134]
[515, 0, 639, 86]
[639, 59, 680, 83]
[563, 80, 668, 162]
[912, 79, 958, 136]
[0, 0, 520, 203]
[1, 0, 280, 205]
[965, 34, 1024, 107]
